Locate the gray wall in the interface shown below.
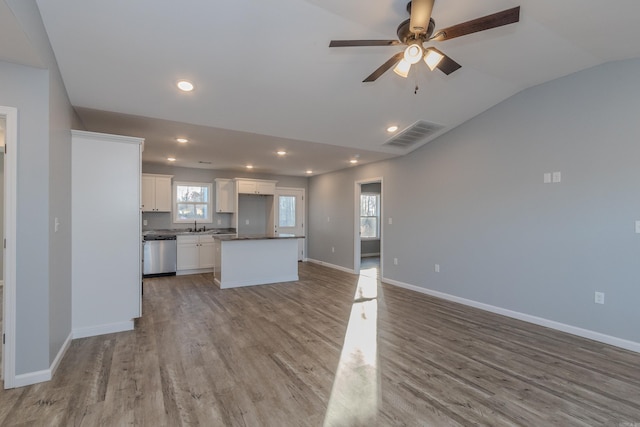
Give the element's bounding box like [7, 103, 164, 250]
[308, 58, 640, 344]
[1, 0, 76, 375]
[141, 163, 308, 231]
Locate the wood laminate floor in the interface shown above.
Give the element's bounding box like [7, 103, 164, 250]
[1, 262, 639, 426]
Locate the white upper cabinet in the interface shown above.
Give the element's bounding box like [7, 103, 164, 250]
[141, 173, 173, 212]
[215, 178, 235, 213]
[235, 178, 277, 195]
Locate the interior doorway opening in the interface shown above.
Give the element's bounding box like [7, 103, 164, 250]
[354, 178, 383, 276]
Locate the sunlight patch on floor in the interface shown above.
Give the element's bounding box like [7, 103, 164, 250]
[323, 266, 381, 426]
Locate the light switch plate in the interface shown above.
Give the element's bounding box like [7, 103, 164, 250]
[635, 220, 640, 234]
[543, 173, 551, 184]
[552, 171, 561, 183]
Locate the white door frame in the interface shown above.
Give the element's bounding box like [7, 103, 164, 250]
[354, 177, 383, 274]
[1, 106, 17, 388]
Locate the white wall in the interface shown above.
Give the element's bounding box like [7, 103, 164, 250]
[309, 58, 640, 346]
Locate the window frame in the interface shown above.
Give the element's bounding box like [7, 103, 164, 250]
[359, 192, 380, 240]
[173, 181, 213, 224]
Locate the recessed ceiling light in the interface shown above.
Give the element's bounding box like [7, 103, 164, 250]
[350, 159, 358, 164]
[176, 138, 188, 143]
[387, 125, 398, 133]
[177, 80, 194, 92]
[306, 170, 313, 174]
[246, 165, 254, 169]
[167, 157, 176, 162]
[277, 150, 287, 156]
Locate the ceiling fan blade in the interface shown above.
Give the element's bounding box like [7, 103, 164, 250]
[363, 52, 404, 82]
[409, 0, 435, 35]
[329, 40, 401, 47]
[430, 6, 520, 41]
[429, 48, 461, 75]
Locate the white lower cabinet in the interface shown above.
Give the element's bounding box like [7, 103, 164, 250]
[177, 235, 215, 271]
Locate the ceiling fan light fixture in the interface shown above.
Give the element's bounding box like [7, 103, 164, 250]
[393, 59, 411, 78]
[403, 43, 423, 65]
[424, 48, 444, 71]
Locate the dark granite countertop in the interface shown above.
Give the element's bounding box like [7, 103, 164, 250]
[214, 234, 305, 241]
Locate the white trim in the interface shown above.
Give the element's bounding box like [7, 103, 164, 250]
[72, 320, 134, 340]
[9, 331, 72, 388]
[306, 258, 356, 274]
[382, 276, 640, 354]
[71, 129, 143, 145]
[13, 369, 51, 388]
[50, 332, 72, 378]
[177, 268, 212, 276]
[354, 177, 383, 275]
[2, 106, 17, 389]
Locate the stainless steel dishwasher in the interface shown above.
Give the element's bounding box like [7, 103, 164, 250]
[143, 234, 177, 277]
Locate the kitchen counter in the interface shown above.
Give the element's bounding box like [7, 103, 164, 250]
[143, 228, 236, 237]
[212, 233, 304, 241]
[214, 235, 300, 288]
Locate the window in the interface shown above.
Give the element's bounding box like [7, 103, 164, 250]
[360, 193, 380, 239]
[173, 181, 212, 223]
[278, 196, 296, 227]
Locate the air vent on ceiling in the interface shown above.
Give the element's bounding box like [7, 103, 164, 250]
[383, 120, 444, 150]
[198, 161, 212, 164]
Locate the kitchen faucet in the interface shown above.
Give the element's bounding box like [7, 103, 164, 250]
[194, 220, 197, 232]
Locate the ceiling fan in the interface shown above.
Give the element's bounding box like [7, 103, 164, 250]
[329, 0, 520, 82]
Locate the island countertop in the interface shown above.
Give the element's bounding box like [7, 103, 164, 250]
[213, 234, 305, 241]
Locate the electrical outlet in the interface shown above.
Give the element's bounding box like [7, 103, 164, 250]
[594, 291, 605, 304]
[635, 220, 640, 234]
[394, 258, 398, 265]
[245, 219, 250, 225]
[143, 219, 148, 226]
[327, 216, 331, 222]
[388, 217, 393, 225]
[217, 219, 222, 225]
[331, 247, 335, 253]
[435, 264, 440, 273]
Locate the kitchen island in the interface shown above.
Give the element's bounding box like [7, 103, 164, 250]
[213, 234, 303, 288]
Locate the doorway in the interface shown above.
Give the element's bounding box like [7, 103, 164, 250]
[354, 178, 383, 275]
[275, 188, 306, 260]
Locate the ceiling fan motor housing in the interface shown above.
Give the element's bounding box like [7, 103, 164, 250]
[397, 17, 435, 44]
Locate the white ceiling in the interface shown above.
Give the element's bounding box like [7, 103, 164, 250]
[24, 1, 640, 175]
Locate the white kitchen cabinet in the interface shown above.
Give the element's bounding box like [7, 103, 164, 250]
[141, 173, 173, 212]
[72, 130, 143, 338]
[215, 178, 235, 213]
[199, 238, 215, 269]
[177, 234, 216, 271]
[235, 178, 277, 195]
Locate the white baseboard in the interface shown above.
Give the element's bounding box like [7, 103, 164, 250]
[13, 368, 51, 388]
[73, 320, 134, 339]
[382, 277, 640, 354]
[361, 253, 380, 258]
[306, 258, 356, 274]
[50, 332, 73, 378]
[176, 268, 213, 276]
[12, 331, 73, 388]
